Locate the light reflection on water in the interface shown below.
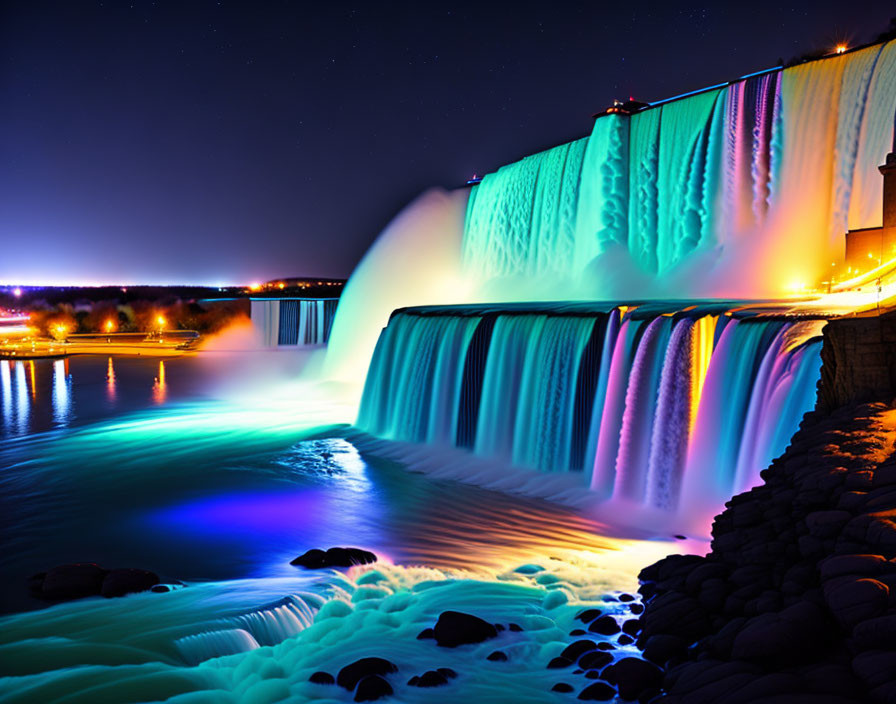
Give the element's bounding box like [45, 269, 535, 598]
[106, 357, 116, 402]
[52, 359, 70, 428]
[1, 361, 12, 429]
[14, 362, 29, 435]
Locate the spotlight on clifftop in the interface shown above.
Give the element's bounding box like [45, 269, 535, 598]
[592, 98, 650, 119]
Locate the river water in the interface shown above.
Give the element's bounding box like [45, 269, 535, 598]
[0, 352, 685, 703]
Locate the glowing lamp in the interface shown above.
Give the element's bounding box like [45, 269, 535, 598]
[104, 319, 115, 333]
[12, 287, 22, 298]
[156, 315, 166, 332]
[835, 44, 847, 54]
[248, 282, 262, 292]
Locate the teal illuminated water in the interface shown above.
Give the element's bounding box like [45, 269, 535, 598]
[0, 352, 685, 702]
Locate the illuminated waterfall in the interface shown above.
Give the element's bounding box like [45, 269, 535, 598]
[357, 306, 823, 511]
[462, 41, 896, 296]
[250, 298, 339, 346]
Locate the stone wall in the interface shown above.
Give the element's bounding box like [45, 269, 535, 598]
[817, 311, 896, 413]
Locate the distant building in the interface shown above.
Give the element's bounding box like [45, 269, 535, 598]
[250, 298, 339, 346]
[845, 128, 896, 271]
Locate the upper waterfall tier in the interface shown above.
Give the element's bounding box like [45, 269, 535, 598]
[462, 41, 896, 299]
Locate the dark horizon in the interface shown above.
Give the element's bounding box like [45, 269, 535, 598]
[1, 1, 892, 286]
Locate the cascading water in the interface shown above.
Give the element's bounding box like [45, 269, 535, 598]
[356, 305, 824, 517]
[250, 298, 339, 346]
[460, 41, 896, 299]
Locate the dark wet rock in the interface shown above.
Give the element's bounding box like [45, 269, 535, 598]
[610, 658, 662, 700]
[578, 651, 613, 670]
[806, 510, 852, 539]
[587, 616, 620, 635]
[337, 658, 397, 690]
[408, 670, 449, 687]
[638, 687, 661, 703]
[309, 671, 335, 684]
[584, 669, 602, 679]
[150, 584, 170, 593]
[577, 681, 616, 700]
[569, 629, 586, 636]
[494, 623, 505, 632]
[823, 576, 889, 629]
[851, 650, 896, 689]
[561, 640, 597, 662]
[101, 568, 160, 598]
[39, 563, 109, 600]
[552, 682, 574, 692]
[619, 593, 635, 602]
[629, 603, 644, 615]
[508, 623, 523, 632]
[354, 674, 392, 701]
[596, 642, 616, 651]
[548, 656, 573, 669]
[621, 619, 641, 636]
[820, 554, 888, 580]
[436, 667, 457, 679]
[432, 610, 498, 648]
[575, 608, 603, 623]
[487, 650, 507, 662]
[852, 614, 896, 650]
[617, 634, 634, 645]
[642, 634, 687, 665]
[291, 547, 377, 569]
[416, 627, 434, 640]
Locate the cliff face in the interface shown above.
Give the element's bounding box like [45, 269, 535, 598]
[636, 314, 896, 704]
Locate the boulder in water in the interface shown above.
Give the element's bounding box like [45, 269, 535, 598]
[561, 640, 597, 662]
[291, 547, 377, 569]
[353, 674, 393, 701]
[309, 671, 335, 684]
[609, 658, 662, 700]
[101, 568, 160, 597]
[32, 563, 165, 601]
[408, 670, 449, 687]
[337, 657, 397, 690]
[577, 681, 616, 700]
[588, 616, 620, 635]
[38, 563, 109, 600]
[432, 610, 498, 647]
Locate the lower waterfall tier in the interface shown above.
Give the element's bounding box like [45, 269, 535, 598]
[357, 302, 824, 515]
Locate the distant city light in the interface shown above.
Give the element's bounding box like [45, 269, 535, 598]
[249, 282, 262, 292]
[104, 319, 116, 333]
[835, 44, 847, 54]
[12, 287, 22, 298]
[156, 315, 166, 330]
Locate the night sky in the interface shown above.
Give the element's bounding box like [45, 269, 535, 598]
[1, 1, 892, 286]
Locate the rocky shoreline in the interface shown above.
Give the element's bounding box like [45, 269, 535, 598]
[636, 399, 896, 703]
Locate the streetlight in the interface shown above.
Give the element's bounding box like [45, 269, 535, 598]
[156, 315, 166, 335]
[104, 319, 116, 333]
